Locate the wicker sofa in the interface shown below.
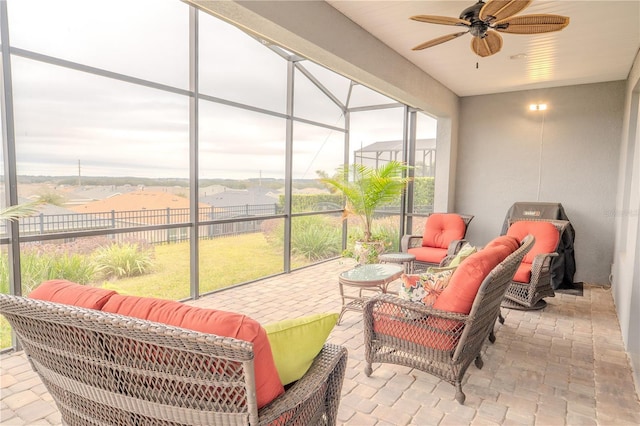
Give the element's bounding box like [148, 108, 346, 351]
[0, 283, 347, 425]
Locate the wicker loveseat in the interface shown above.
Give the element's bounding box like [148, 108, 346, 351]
[0, 284, 347, 425]
[363, 234, 534, 404]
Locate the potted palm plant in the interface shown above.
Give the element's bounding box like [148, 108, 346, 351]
[320, 161, 411, 264]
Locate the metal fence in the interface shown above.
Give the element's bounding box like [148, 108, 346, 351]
[2, 204, 280, 245]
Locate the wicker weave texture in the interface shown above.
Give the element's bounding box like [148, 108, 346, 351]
[363, 235, 534, 404]
[0, 296, 347, 426]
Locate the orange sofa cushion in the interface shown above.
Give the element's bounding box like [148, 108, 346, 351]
[101, 294, 284, 409]
[422, 213, 466, 249]
[507, 221, 559, 265]
[407, 246, 448, 264]
[433, 241, 515, 315]
[29, 279, 117, 310]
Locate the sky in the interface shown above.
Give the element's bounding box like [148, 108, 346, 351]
[5, 0, 436, 181]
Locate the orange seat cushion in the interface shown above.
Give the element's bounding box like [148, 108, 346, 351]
[29, 279, 117, 310]
[373, 314, 463, 352]
[101, 294, 284, 409]
[507, 221, 559, 265]
[433, 241, 516, 315]
[422, 213, 466, 249]
[407, 246, 448, 263]
[514, 262, 533, 283]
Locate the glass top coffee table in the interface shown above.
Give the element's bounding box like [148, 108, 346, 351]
[337, 263, 404, 324]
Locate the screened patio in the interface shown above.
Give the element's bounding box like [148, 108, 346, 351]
[1, 0, 639, 423]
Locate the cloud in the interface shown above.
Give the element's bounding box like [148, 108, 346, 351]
[8, 0, 436, 181]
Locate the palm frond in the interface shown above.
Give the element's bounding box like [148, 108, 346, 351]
[319, 161, 412, 242]
[0, 201, 42, 222]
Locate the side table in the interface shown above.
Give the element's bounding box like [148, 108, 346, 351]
[337, 263, 403, 325]
[378, 252, 416, 273]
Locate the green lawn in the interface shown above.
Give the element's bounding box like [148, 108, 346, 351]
[100, 233, 293, 299]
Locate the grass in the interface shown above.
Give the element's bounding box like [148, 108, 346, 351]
[100, 233, 302, 299]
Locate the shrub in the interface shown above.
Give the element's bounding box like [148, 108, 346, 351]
[291, 216, 342, 261]
[267, 216, 342, 261]
[0, 247, 98, 295]
[92, 243, 155, 280]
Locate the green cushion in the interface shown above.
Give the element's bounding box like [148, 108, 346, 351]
[447, 243, 477, 267]
[264, 312, 339, 385]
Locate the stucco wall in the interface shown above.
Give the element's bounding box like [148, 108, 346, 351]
[456, 81, 625, 285]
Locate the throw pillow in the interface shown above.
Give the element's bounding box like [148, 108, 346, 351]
[264, 312, 339, 386]
[447, 243, 477, 268]
[399, 269, 454, 307]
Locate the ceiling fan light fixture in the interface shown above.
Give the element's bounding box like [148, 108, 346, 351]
[529, 103, 547, 111]
[409, 0, 569, 58]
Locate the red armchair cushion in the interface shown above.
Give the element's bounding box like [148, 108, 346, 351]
[407, 246, 448, 264]
[29, 279, 116, 310]
[433, 241, 515, 314]
[101, 294, 284, 409]
[422, 213, 466, 249]
[507, 221, 559, 264]
[514, 262, 533, 283]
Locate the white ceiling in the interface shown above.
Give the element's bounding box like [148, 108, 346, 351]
[326, 1, 640, 97]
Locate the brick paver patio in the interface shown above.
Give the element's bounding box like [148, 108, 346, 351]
[1, 258, 639, 425]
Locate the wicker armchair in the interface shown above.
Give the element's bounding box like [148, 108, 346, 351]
[363, 235, 534, 404]
[501, 219, 570, 311]
[401, 213, 474, 273]
[0, 295, 348, 426]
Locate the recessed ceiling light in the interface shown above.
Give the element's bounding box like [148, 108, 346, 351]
[510, 53, 528, 60]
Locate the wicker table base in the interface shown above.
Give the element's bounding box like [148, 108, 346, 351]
[337, 263, 403, 325]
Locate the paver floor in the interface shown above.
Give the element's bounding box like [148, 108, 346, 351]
[1, 258, 639, 425]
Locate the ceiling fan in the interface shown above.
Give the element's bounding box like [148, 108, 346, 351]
[410, 0, 570, 57]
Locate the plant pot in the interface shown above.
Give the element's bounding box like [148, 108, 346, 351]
[353, 240, 386, 265]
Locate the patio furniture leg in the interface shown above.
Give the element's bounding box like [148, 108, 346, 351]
[455, 383, 466, 404]
[475, 355, 483, 369]
[364, 364, 372, 377]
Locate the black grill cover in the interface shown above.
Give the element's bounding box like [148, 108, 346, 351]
[501, 202, 576, 290]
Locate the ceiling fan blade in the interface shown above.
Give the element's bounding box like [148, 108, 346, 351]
[495, 14, 570, 34]
[412, 32, 468, 51]
[471, 30, 503, 57]
[410, 15, 470, 27]
[479, 0, 532, 22]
